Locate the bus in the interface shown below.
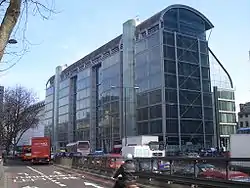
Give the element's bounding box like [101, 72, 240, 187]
[21, 145, 32, 161]
[237, 127, 250, 134]
[66, 141, 90, 156]
[111, 140, 122, 154]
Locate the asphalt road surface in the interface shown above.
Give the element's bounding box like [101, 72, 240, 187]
[3, 163, 109, 188]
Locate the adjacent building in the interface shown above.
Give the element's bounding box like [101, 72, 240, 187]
[238, 102, 250, 128]
[45, 4, 234, 152]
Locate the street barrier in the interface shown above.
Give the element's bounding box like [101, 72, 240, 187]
[54, 156, 250, 188]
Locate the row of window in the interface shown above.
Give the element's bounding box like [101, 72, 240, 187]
[76, 98, 90, 110]
[165, 74, 211, 92]
[218, 100, 235, 112]
[58, 114, 68, 124]
[239, 121, 249, 128]
[219, 113, 236, 123]
[137, 119, 213, 135]
[59, 87, 69, 98]
[137, 89, 212, 107]
[137, 104, 213, 121]
[102, 52, 120, 70]
[58, 105, 69, 115]
[59, 96, 69, 107]
[77, 68, 90, 81]
[77, 77, 91, 90]
[135, 31, 160, 54]
[77, 88, 91, 100]
[76, 108, 90, 120]
[60, 79, 70, 90]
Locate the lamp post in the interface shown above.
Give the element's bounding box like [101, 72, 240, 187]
[111, 85, 139, 146]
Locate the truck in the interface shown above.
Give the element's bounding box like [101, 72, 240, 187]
[31, 137, 51, 164]
[230, 134, 250, 168]
[121, 136, 165, 158]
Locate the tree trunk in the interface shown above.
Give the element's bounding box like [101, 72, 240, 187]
[0, 0, 21, 62]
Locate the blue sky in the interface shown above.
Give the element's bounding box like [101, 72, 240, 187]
[0, 0, 249, 111]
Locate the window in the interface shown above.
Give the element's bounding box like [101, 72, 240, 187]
[163, 32, 174, 46]
[137, 93, 148, 107]
[178, 63, 200, 78]
[180, 105, 202, 119]
[204, 107, 213, 120]
[58, 114, 69, 124]
[177, 35, 198, 51]
[165, 74, 177, 88]
[220, 125, 235, 135]
[165, 89, 177, 103]
[246, 114, 248, 118]
[202, 67, 210, 79]
[199, 41, 208, 54]
[59, 79, 69, 90]
[149, 105, 162, 119]
[147, 33, 160, 48]
[179, 77, 200, 91]
[179, 90, 201, 106]
[181, 120, 203, 134]
[149, 89, 161, 104]
[164, 46, 175, 60]
[137, 122, 149, 135]
[220, 113, 236, 123]
[218, 101, 235, 111]
[137, 108, 148, 121]
[149, 73, 161, 89]
[166, 104, 178, 118]
[58, 105, 69, 115]
[203, 93, 212, 107]
[149, 120, 162, 134]
[59, 87, 69, 98]
[77, 77, 90, 90]
[46, 87, 54, 96]
[202, 80, 210, 92]
[76, 108, 90, 120]
[77, 68, 91, 80]
[177, 49, 199, 63]
[246, 121, 249, 127]
[77, 88, 90, 100]
[59, 97, 69, 107]
[76, 98, 90, 110]
[166, 119, 178, 134]
[205, 121, 214, 134]
[240, 122, 243, 127]
[218, 90, 235, 100]
[164, 60, 176, 74]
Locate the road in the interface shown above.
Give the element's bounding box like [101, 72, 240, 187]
[2, 163, 109, 188]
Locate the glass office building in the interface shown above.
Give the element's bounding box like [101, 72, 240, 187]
[210, 49, 236, 150]
[45, 4, 230, 152]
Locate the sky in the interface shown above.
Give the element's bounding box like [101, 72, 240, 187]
[0, 0, 249, 112]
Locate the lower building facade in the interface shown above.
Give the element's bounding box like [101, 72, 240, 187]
[44, 4, 234, 152]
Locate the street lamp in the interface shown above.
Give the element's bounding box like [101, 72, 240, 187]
[111, 85, 139, 146]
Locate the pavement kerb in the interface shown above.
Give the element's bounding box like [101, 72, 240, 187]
[54, 164, 163, 188]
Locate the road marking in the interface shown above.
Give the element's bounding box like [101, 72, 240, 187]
[26, 166, 66, 187]
[22, 186, 39, 188]
[53, 171, 62, 175]
[84, 182, 104, 188]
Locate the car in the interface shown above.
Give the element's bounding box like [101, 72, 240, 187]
[173, 163, 215, 177]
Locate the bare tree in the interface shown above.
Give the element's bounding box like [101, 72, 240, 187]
[0, 86, 44, 154]
[0, 0, 56, 71]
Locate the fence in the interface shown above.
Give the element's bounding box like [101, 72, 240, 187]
[54, 156, 250, 188]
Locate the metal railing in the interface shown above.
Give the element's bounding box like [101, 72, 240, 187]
[54, 156, 250, 188]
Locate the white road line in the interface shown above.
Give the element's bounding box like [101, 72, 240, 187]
[26, 166, 66, 187]
[84, 182, 104, 188]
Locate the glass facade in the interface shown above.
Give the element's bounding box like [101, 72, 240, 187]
[44, 4, 232, 152]
[44, 86, 53, 139]
[76, 68, 91, 141]
[210, 41, 236, 150]
[98, 52, 121, 151]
